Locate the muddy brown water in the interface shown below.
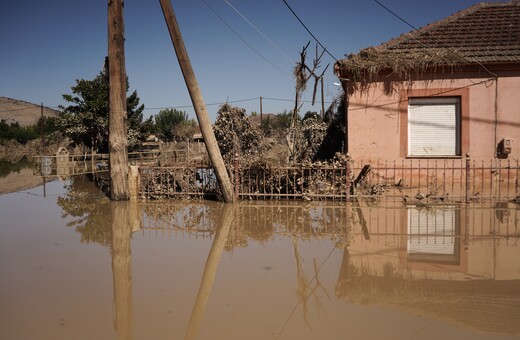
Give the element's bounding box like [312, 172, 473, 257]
[1, 177, 519, 340]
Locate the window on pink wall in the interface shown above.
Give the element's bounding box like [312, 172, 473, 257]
[407, 97, 461, 157]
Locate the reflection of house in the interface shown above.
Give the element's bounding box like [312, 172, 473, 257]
[334, 2, 520, 162]
[339, 204, 520, 335]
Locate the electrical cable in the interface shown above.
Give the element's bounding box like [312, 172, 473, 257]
[223, 0, 295, 65]
[201, 0, 292, 77]
[281, 0, 338, 62]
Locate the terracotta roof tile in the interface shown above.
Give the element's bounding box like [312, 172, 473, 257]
[379, 1, 520, 64]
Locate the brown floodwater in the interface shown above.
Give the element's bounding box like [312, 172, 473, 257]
[1, 177, 519, 340]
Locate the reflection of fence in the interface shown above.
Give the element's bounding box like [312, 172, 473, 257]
[139, 201, 519, 244]
[139, 157, 520, 202]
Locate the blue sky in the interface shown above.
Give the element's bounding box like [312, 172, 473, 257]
[0, 0, 504, 122]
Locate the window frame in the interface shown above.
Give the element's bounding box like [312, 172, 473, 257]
[399, 88, 469, 159]
[407, 96, 461, 157]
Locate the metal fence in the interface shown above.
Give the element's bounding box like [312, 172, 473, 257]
[139, 157, 520, 202]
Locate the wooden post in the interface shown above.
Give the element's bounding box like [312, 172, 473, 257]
[159, 0, 234, 203]
[108, 0, 129, 200]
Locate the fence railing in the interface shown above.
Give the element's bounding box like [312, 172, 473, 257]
[139, 157, 520, 202]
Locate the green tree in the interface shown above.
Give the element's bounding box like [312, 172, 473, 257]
[58, 64, 146, 153]
[153, 108, 193, 142]
[0, 120, 38, 144]
[259, 110, 294, 137]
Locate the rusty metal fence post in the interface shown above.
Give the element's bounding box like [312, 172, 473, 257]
[465, 153, 470, 203]
[345, 154, 351, 202]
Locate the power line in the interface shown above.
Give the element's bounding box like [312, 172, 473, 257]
[349, 78, 495, 112]
[201, 0, 292, 77]
[143, 96, 335, 111]
[281, 0, 338, 62]
[224, 0, 295, 65]
[1, 96, 338, 115]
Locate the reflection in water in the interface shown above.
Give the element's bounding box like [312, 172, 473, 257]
[111, 201, 139, 340]
[54, 180, 520, 338]
[185, 204, 235, 340]
[141, 201, 520, 336]
[57, 177, 140, 339]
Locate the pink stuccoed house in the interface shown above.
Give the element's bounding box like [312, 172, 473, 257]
[334, 1, 519, 164]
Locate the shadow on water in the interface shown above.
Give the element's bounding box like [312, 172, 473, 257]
[55, 177, 520, 338]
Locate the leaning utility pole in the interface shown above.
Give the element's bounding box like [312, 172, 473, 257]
[159, 0, 234, 203]
[108, 0, 129, 200]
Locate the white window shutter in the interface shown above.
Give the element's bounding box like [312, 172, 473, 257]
[408, 98, 461, 157]
[407, 207, 456, 256]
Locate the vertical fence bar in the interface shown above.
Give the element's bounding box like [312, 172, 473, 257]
[472, 159, 475, 198]
[498, 159, 502, 200]
[345, 156, 350, 201]
[465, 154, 470, 203]
[418, 159, 422, 194]
[507, 159, 511, 199]
[481, 160, 485, 199]
[409, 159, 413, 197]
[515, 159, 520, 198]
[490, 159, 493, 200]
[426, 159, 429, 195]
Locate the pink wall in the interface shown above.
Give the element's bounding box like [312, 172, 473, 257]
[345, 69, 520, 163]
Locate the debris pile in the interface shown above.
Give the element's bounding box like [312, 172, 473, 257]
[140, 167, 219, 199]
[240, 153, 350, 199]
[213, 104, 262, 163]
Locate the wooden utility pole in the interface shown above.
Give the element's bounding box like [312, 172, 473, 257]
[108, 0, 129, 200]
[159, 0, 234, 203]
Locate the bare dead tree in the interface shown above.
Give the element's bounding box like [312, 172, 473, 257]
[287, 43, 330, 160]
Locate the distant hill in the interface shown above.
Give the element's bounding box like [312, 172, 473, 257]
[0, 96, 60, 127]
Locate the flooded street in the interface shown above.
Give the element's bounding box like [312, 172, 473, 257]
[1, 177, 519, 339]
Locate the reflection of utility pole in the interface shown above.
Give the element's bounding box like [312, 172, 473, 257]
[159, 0, 234, 203]
[111, 202, 135, 340]
[185, 204, 235, 340]
[335, 246, 350, 299]
[353, 202, 370, 241]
